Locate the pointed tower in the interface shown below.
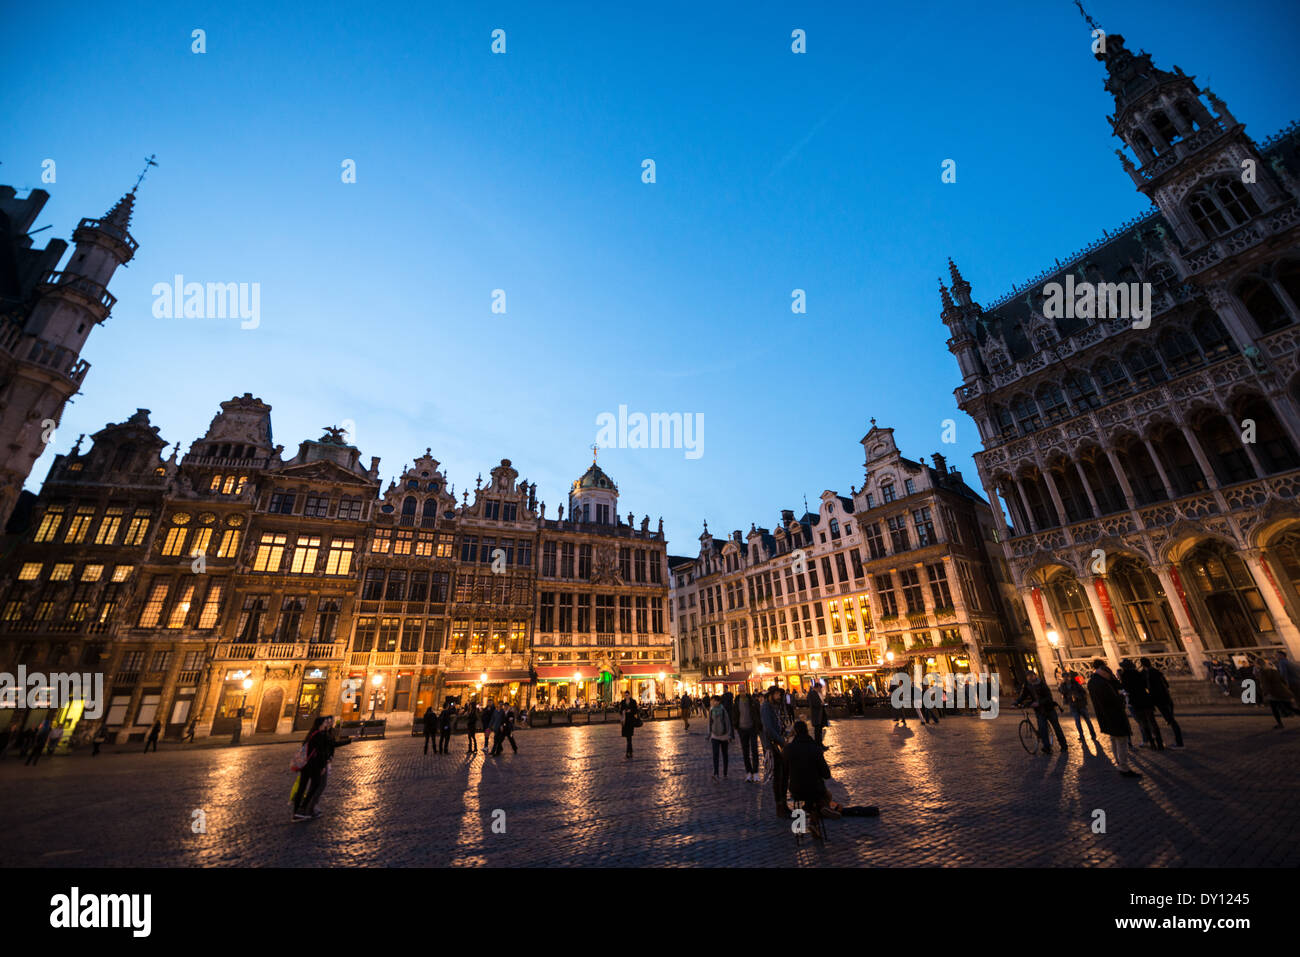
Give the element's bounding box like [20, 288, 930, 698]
[1094, 23, 1295, 265]
[0, 183, 140, 528]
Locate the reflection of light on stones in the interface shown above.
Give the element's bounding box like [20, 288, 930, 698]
[449, 744, 487, 867]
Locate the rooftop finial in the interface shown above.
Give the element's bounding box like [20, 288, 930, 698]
[939, 278, 954, 310]
[947, 257, 965, 287]
[1073, 0, 1100, 32]
[133, 154, 158, 194]
[591, 442, 599, 464]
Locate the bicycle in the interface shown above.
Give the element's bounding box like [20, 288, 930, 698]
[1017, 706, 1040, 754]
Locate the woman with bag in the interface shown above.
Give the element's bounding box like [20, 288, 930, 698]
[619, 691, 640, 759]
[292, 716, 340, 821]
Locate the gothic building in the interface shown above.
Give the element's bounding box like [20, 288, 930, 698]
[0, 186, 138, 528]
[943, 25, 1300, 679]
[0, 393, 670, 740]
[670, 425, 1026, 699]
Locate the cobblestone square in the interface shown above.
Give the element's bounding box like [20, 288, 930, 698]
[2, 712, 1297, 867]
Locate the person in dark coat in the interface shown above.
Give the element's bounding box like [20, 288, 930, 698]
[1118, 658, 1163, 750]
[1087, 660, 1140, 778]
[292, 716, 347, 820]
[809, 682, 829, 748]
[784, 721, 841, 839]
[1139, 658, 1183, 747]
[680, 693, 691, 732]
[437, 700, 455, 753]
[422, 706, 437, 755]
[480, 700, 495, 753]
[25, 719, 51, 766]
[1255, 657, 1297, 728]
[619, 691, 638, 758]
[144, 719, 162, 753]
[1058, 670, 1099, 744]
[465, 702, 479, 754]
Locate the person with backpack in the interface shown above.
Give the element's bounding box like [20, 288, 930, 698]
[619, 690, 639, 758]
[1059, 670, 1100, 745]
[1140, 658, 1183, 747]
[707, 694, 734, 781]
[438, 699, 455, 754]
[733, 689, 762, 782]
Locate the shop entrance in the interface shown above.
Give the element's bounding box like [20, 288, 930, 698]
[295, 681, 325, 731]
[256, 687, 283, 733]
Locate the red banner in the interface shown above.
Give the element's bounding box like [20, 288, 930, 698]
[1094, 579, 1117, 631]
[1258, 556, 1285, 606]
[1169, 566, 1191, 619]
[1030, 587, 1047, 632]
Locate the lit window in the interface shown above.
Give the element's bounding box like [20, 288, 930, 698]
[161, 525, 188, 557]
[217, 529, 242, 558]
[325, 539, 355, 576]
[50, 563, 74, 581]
[94, 507, 124, 545]
[64, 507, 96, 543]
[81, 564, 104, 582]
[252, 533, 288, 572]
[137, 580, 169, 628]
[18, 562, 42, 580]
[33, 507, 64, 543]
[123, 510, 152, 546]
[111, 565, 134, 582]
[168, 583, 196, 628]
[290, 536, 321, 574]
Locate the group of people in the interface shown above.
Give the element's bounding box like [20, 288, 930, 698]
[419, 698, 522, 757]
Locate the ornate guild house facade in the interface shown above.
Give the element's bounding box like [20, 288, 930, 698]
[943, 27, 1300, 679]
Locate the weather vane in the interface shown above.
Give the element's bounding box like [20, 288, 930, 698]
[1073, 0, 1100, 32]
[591, 443, 599, 463]
[133, 154, 158, 193]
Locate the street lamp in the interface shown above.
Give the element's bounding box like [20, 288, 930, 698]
[1046, 628, 1065, 673]
[370, 673, 383, 720]
[240, 677, 253, 715]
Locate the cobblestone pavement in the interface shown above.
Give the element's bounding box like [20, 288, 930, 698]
[2, 712, 1297, 867]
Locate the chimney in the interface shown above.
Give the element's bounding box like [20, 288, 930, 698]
[932, 452, 947, 474]
[781, 509, 795, 523]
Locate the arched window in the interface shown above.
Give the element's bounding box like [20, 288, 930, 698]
[995, 405, 1017, 439]
[1277, 261, 1300, 316]
[1237, 277, 1293, 334]
[1064, 370, 1101, 410]
[422, 499, 438, 528]
[1157, 327, 1202, 375]
[1195, 414, 1256, 484]
[1237, 398, 1300, 473]
[1124, 345, 1167, 390]
[1149, 110, 1180, 147]
[1186, 177, 1261, 241]
[1192, 310, 1234, 360]
[1181, 541, 1274, 648]
[1011, 393, 1042, 433]
[400, 496, 417, 526]
[1093, 358, 1132, 400]
[1044, 574, 1100, 651]
[1175, 100, 1199, 132]
[1109, 558, 1177, 646]
[1036, 383, 1069, 423]
[1146, 261, 1178, 301]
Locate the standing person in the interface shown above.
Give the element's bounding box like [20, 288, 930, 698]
[809, 681, 829, 747]
[47, 721, 65, 755]
[1209, 657, 1231, 696]
[721, 688, 734, 717]
[1087, 659, 1140, 778]
[1014, 670, 1068, 754]
[1275, 651, 1300, 703]
[465, 701, 479, 755]
[707, 694, 734, 781]
[784, 687, 795, 724]
[733, 689, 761, 782]
[619, 690, 638, 758]
[183, 718, 197, 743]
[498, 704, 518, 754]
[438, 699, 455, 754]
[680, 692, 691, 731]
[422, 705, 437, 755]
[480, 700, 495, 754]
[1255, 656, 1297, 728]
[92, 723, 107, 756]
[25, 718, 51, 766]
[144, 719, 162, 753]
[1118, 659, 1163, 750]
[1059, 670, 1100, 745]
[1140, 658, 1183, 747]
[761, 685, 791, 817]
[489, 704, 506, 756]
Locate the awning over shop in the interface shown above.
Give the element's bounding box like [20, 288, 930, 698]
[714, 671, 752, 685]
[442, 670, 531, 683]
[619, 665, 672, 677]
[535, 666, 598, 680]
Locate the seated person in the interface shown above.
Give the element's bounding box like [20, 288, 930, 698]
[784, 721, 842, 827]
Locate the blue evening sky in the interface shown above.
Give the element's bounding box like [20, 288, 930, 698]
[4, 0, 1297, 551]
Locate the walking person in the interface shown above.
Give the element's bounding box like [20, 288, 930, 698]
[1118, 658, 1163, 750]
[183, 718, 197, 743]
[47, 721, 64, 755]
[481, 699, 495, 753]
[619, 690, 639, 758]
[25, 718, 51, 766]
[292, 716, 343, 821]
[1015, 670, 1068, 754]
[92, 723, 107, 756]
[733, 688, 762, 782]
[707, 694, 733, 781]
[489, 704, 506, 755]
[1059, 670, 1100, 745]
[1275, 651, 1300, 703]
[1087, 659, 1141, 778]
[498, 705, 518, 754]
[465, 701, 479, 754]
[680, 692, 692, 731]
[762, 685, 792, 818]
[438, 699, 454, 754]
[1254, 656, 1297, 728]
[1140, 658, 1183, 747]
[422, 705, 437, 755]
[144, 719, 162, 753]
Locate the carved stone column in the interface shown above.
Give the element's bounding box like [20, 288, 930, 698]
[1081, 575, 1124, 666]
[1014, 478, 1039, 534]
[1242, 549, 1300, 658]
[1103, 446, 1140, 511]
[1073, 459, 1102, 517]
[1152, 563, 1209, 678]
[1040, 466, 1072, 533]
[1142, 438, 1178, 500]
